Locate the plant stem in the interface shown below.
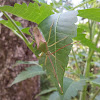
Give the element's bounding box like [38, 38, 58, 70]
[79, 84, 88, 100]
[90, 89, 100, 100]
[3, 11, 29, 44]
[72, 48, 81, 74]
[80, 28, 100, 100]
[84, 30, 100, 77]
[70, 0, 96, 10]
[3, 11, 35, 53]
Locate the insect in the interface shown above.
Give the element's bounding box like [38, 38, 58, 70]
[33, 23, 78, 94]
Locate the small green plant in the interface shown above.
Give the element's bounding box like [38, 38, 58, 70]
[0, 0, 100, 100]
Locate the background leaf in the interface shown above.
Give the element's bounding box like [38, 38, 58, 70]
[48, 77, 86, 100]
[21, 27, 31, 35]
[11, 65, 46, 86]
[0, 19, 31, 39]
[0, 2, 54, 24]
[91, 77, 100, 87]
[35, 87, 57, 99]
[74, 28, 100, 52]
[78, 8, 100, 22]
[62, 78, 86, 100]
[49, 91, 60, 100]
[38, 11, 78, 94]
[15, 60, 39, 65]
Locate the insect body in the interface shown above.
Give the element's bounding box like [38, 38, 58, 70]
[33, 27, 48, 53]
[33, 25, 78, 94]
[33, 26, 64, 93]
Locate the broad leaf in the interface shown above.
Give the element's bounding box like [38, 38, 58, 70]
[74, 28, 100, 52]
[38, 11, 78, 94]
[49, 92, 60, 100]
[91, 77, 100, 87]
[0, 19, 36, 53]
[78, 8, 100, 22]
[35, 87, 57, 99]
[21, 27, 31, 35]
[11, 65, 45, 86]
[0, 19, 31, 38]
[62, 78, 86, 100]
[0, 19, 22, 39]
[15, 60, 39, 65]
[0, 2, 54, 24]
[48, 78, 86, 100]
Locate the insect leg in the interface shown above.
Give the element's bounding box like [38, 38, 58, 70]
[47, 22, 54, 43]
[47, 55, 63, 93]
[48, 36, 68, 47]
[45, 55, 47, 65]
[48, 51, 65, 72]
[51, 41, 80, 54]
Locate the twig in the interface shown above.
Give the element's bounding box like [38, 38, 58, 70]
[3, 11, 35, 53]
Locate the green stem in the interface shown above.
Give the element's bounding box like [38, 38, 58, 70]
[70, 0, 96, 10]
[79, 84, 88, 100]
[90, 89, 100, 100]
[81, 30, 100, 100]
[72, 48, 81, 74]
[3, 11, 29, 44]
[84, 30, 100, 77]
[3, 11, 35, 53]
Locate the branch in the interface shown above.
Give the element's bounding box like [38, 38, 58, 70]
[3, 11, 35, 53]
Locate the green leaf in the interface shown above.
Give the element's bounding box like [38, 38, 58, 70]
[74, 28, 100, 52]
[0, 19, 23, 40]
[11, 65, 46, 86]
[78, 8, 100, 22]
[91, 77, 100, 87]
[49, 92, 60, 100]
[0, 19, 31, 39]
[61, 78, 86, 100]
[0, 18, 36, 53]
[38, 11, 78, 94]
[0, 2, 54, 24]
[13, 60, 39, 66]
[35, 87, 57, 99]
[48, 78, 86, 100]
[21, 27, 31, 35]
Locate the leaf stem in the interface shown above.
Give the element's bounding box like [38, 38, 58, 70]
[3, 11, 35, 53]
[72, 48, 81, 74]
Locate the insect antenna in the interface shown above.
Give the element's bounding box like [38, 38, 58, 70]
[50, 41, 80, 55]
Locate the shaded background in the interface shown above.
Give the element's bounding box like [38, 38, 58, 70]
[0, 0, 40, 100]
